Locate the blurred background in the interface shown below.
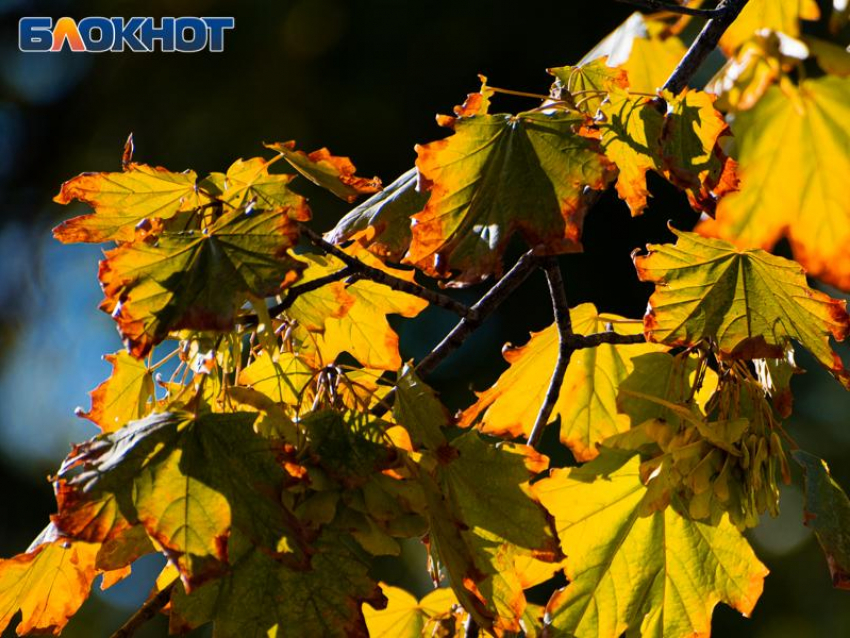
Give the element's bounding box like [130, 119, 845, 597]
[0, 0, 848, 636]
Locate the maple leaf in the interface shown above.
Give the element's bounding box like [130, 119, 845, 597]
[265, 141, 381, 203]
[0, 525, 99, 636]
[634, 228, 850, 387]
[393, 367, 450, 452]
[406, 96, 613, 285]
[78, 351, 154, 432]
[581, 12, 687, 93]
[54, 411, 305, 588]
[294, 243, 428, 369]
[168, 529, 385, 638]
[327, 168, 428, 261]
[285, 252, 355, 332]
[364, 584, 462, 638]
[793, 450, 850, 589]
[460, 303, 662, 461]
[720, 0, 820, 54]
[203, 156, 311, 220]
[706, 33, 788, 112]
[99, 207, 305, 357]
[598, 88, 738, 216]
[548, 57, 629, 114]
[237, 351, 317, 406]
[53, 164, 206, 244]
[535, 450, 768, 638]
[421, 432, 561, 634]
[696, 77, 850, 291]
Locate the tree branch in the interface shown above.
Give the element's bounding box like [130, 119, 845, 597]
[662, 0, 751, 94]
[237, 267, 357, 327]
[527, 258, 574, 449]
[299, 224, 471, 318]
[416, 251, 541, 377]
[615, 0, 724, 18]
[110, 580, 177, 638]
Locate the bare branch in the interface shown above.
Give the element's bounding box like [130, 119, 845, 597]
[615, 0, 724, 18]
[527, 258, 574, 449]
[663, 0, 751, 94]
[299, 224, 471, 317]
[565, 331, 647, 349]
[110, 581, 176, 638]
[416, 250, 541, 377]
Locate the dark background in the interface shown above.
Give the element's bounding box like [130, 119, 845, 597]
[0, 0, 848, 636]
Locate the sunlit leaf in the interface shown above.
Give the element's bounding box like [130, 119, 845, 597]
[265, 141, 381, 203]
[0, 526, 99, 636]
[53, 164, 206, 244]
[54, 411, 304, 587]
[580, 13, 687, 93]
[393, 366, 449, 452]
[720, 0, 820, 54]
[598, 88, 738, 216]
[460, 303, 662, 461]
[793, 450, 850, 589]
[634, 228, 850, 387]
[363, 584, 460, 638]
[204, 156, 311, 219]
[423, 432, 560, 634]
[698, 78, 850, 291]
[406, 95, 613, 285]
[548, 57, 629, 113]
[535, 450, 769, 638]
[78, 351, 155, 432]
[327, 168, 427, 261]
[99, 208, 305, 357]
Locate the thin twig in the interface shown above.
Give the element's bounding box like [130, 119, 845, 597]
[237, 267, 357, 327]
[662, 0, 752, 94]
[464, 616, 480, 638]
[300, 224, 471, 318]
[615, 0, 724, 18]
[528, 258, 574, 449]
[565, 332, 647, 349]
[416, 251, 541, 377]
[110, 581, 177, 638]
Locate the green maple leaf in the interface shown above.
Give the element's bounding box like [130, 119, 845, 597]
[406, 95, 613, 285]
[634, 228, 850, 387]
[99, 207, 305, 357]
[535, 450, 768, 638]
[54, 411, 305, 588]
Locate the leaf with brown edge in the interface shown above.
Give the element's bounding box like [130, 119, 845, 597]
[793, 450, 850, 589]
[79, 351, 154, 433]
[597, 88, 737, 216]
[580, 12, 687, 93]
[99, 207, 304, 357]
[285, 252, 356, 332]
[53, 411, 307, 589]
[407, 99, 613, 286]
[265, 141, 381, 203]
[460, 303, 663, 461]
[203, 156, 311, 220]
[548, 57, 629, 114]
[696, 77, 850, 291]
[326, 168, 427, 261]
[634, 228, 850, 387]
[0, 524, 99, 637]
[421, 432, 561, 634]
[304, 242, 428, 370]
[535, 449, 768, 638]
[53, 164, 206, 244]
[168, 528, 385, 638]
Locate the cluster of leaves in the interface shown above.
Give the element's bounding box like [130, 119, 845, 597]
[3, 2, 850, 637]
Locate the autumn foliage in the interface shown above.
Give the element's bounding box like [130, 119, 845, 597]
[4, 2, 850, 637]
